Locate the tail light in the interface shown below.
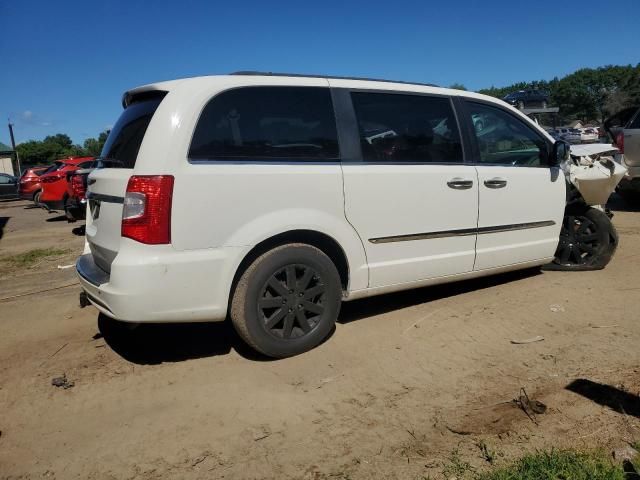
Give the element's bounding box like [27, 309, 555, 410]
[42, 174, 65, 183]
[121, 175, 174, 245]
[71, 175, 86, 199]
[615, 132, 624, 154]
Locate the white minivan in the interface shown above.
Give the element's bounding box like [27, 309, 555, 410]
[77, 72, 572, 357]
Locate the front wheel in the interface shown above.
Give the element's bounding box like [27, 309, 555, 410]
[544, 206, 617, 271]
[230, 244, 342, 358]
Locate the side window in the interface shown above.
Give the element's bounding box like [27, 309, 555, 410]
[189, 87, 339, 160]
[350, 92, 463, 163]
[629, 110, 640, 129]
[0, 175, 11, 184]
[466, 102, 548, 167]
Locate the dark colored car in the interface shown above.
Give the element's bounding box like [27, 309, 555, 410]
[503, 89, 550, 109]
[18, 166, 48, 203]
[0, 173, 18, 199]
[39, 157, 94, 211]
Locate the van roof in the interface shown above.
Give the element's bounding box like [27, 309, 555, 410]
[122, 72, 516, 117]
[229, 71, 440, 88]
[123, 72, 450, 106]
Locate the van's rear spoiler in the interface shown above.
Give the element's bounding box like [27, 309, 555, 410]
[121, 89, 168, 109]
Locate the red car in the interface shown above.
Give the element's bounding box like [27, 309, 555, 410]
[39, 157, 94, 211]
[18, 166, 48, 203]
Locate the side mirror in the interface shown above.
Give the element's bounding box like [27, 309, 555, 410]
[551, 140, 570, 166]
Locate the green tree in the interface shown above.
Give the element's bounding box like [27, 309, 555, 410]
[449, 83, 467, 91]
[83, 130, 110, 157]
[478, 64, 640, 124]
[16, 132, 92, 165]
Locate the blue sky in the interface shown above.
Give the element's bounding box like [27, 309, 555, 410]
[1, 0, 638, 145]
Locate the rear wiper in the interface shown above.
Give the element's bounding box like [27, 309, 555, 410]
[95, 156, 125, 168]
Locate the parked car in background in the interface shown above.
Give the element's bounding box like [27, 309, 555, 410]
[580, 128, 598, 143]
[18, 166, 48, 203]
[546, 128, 561, 140]
[0, 173, 18, 199]
[605, 106, 640, 202]
[555, 128, 582, 144]
[63, 158, 120, 221]
[39, 157, 94, 211]
[503, 89, 550, 109]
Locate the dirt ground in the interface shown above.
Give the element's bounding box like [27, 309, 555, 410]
[1, 198, 639, 479]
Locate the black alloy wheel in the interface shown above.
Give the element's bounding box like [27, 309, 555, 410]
[230, 243, 342, 358]
[258, 264, 326, 340]
[545, 206, 617, 271]
[555, 214, 600, 266]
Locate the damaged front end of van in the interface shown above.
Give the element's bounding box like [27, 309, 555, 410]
[545, 144, 626, 271]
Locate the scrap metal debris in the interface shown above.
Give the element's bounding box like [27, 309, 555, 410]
[510, 335, 545, 345]
[513, 387, 547, 425]
[51, 374, 75, 389]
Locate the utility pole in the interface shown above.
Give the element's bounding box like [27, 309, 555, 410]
[8, 120, 21, 175]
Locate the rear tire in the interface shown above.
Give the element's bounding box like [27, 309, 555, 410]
[518, 101, 525, 110]
[544, 206, 617, 271]
[542, 101, 548, 108]
[33, 190, 41, 205]
[230, 244, 342, 358]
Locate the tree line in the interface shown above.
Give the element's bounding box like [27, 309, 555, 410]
[16, 131, 109, 167]
[475, 64, 640, 124]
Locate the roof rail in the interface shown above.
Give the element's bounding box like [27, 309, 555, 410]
[230, 71, 439, 88]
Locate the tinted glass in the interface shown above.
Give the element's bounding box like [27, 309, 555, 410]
[190, 87, 339, 160]
[630, 110, 640, 129]
[42, 162, 63, 175]
[351, 92, 463, 163]
[101, 98, 164, 168]
[467, 102, 547, 167]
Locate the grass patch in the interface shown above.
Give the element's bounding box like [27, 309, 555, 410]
[442, 449, 474, 478]
[1, 248, 72, 267]
[476, 449, 624, 480]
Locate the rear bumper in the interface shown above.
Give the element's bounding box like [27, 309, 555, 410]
[19, 188, 38, 200]
[64, 197, 86, 221]
[75, 242, 248, 323]
[617, 156, 640, 191]
[40, 199, 65, 211]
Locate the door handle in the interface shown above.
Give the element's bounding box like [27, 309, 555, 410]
[484, 178, 508, 189]
[447, 178, 474, 190]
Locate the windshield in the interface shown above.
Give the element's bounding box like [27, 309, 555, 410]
[100, 97, 164, 168]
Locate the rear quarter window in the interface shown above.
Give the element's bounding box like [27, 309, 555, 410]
[189, 87, 339, 161]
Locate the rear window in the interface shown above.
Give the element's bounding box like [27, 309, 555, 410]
[42, 162, 63, 174]
[100, 97, 164, 168]
[189, 87, 339, 161]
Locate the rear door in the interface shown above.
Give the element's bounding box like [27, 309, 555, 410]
[461, 100, 564, 270]
[333, 86, 479, 287]
[0, 174, 17, 198]
[86, 95, 165, 272]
